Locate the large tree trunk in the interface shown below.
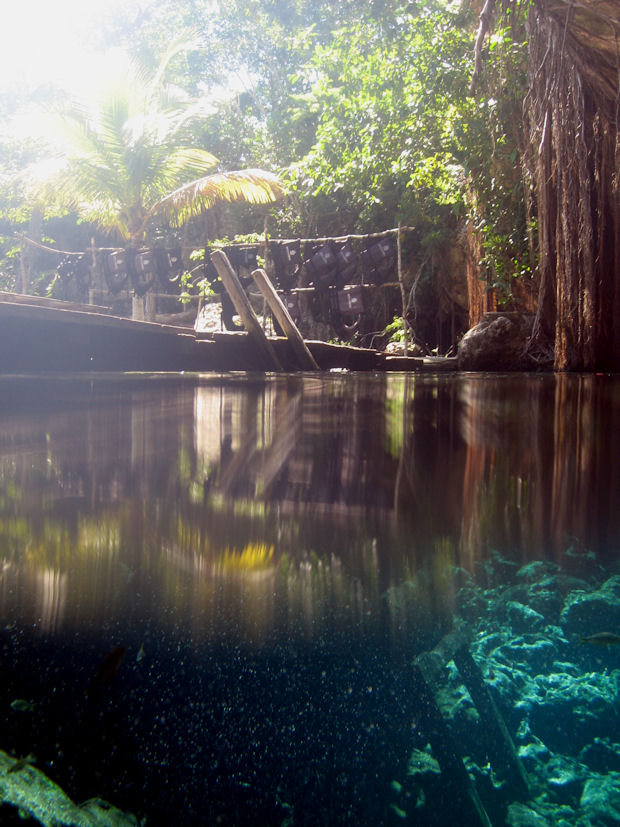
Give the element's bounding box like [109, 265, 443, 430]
[524, 0, 619, 370]
[465, 222, 497, 327]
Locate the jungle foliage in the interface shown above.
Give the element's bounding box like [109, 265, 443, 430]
[0, 1, 529, 301]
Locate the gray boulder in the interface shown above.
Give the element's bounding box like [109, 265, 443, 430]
[458, 312, 536, 370]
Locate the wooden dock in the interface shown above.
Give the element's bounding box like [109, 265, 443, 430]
[0, 292, 457, 374]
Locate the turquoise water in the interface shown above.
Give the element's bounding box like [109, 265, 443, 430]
[0, 372, 618, 826]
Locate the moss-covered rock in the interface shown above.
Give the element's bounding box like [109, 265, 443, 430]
[408, 560, 620, 827]
[579, 738, 620, 773]
[527, 576, 590, 625]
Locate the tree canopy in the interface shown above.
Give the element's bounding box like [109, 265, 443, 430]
[0, 1, 515, 273]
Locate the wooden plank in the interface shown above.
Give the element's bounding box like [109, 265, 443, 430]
[453, 645, 530, 800]
[413, 627, 471, 684]
[411, 663, 494, 827]
[411, 629, 530, 823]
[210, 250, 283, 372]
[0, 300, 191, 336]
[0, 291, 111, 314]
[305, 339, 384, 371]
[251, 268, 319, 371]
[0, 300, 220, 373]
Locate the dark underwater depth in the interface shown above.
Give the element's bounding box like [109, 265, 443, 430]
[0, 372, 619, 826]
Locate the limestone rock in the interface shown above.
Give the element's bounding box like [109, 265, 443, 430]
[384, 340, 424, 356]
[527, 575, 590, 625]
[506, 601, 545, 634]
[455, 583, 488, 620]
[506, 802, 552, 827]
[543, 754, 589, 802]
[579, 773, 620, 825]
[525, 668, 620, 753]
[518, 739, 551, 768]
[516, 561, 561, 584]
[580, 738, 620, 773]
[458, 312, 536, 370]
[560, 576, 620, 637]
[489, 635, 557, 673]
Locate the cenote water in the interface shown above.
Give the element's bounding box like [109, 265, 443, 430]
[1, 372, 619, 827]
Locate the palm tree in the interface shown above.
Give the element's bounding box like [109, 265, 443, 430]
[27, 45, 284, 245]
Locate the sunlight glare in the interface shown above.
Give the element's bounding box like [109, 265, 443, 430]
[0, 0, 152, 91]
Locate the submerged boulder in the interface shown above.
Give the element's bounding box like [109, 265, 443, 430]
[523, 667, 620, 754]
[579, 773, 620, 825]
[458, 312, 536, 370]
[526, 575, 590, 625]
[506, 802, 552, 827]
[409, 559, 620, 827]
[560, 576, 620, 637]
[506, 601, 545, 634]
[580, 738, 620, 773]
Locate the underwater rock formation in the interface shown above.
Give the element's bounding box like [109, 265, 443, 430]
[406, 552, 620, 826]
[579, 774, 620, 824]
[560, 576, 620, 637]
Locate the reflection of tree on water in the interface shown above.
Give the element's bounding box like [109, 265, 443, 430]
[0, 374, 617, 644]
[458, 374, 620, 570]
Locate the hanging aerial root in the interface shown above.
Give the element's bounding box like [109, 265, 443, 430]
[470, 0, 498, 94]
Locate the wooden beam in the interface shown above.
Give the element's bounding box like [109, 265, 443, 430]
[210, 250, 283, 372]
[0, 290, 110, 314]
[251, 268, 319, 371]
[453, 645, 530, 800]
[411, 662, 493, 827]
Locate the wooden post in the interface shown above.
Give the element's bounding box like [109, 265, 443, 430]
[251, 268, 319, 371]
[211, 249, 283, 372]
[262, 215, 270, 332]
[410, 628, 531, 825]
[19, 234, 29, 295]
[397, 222, 409, 356]
[89, 238, 97, 306]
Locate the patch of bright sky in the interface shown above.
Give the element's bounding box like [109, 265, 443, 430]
[0, 0, 156, 92]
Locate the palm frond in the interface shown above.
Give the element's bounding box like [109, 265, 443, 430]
[149, 31, 205, 97]
[153, 147, 218, 179]
[149, 170, 286, 227]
